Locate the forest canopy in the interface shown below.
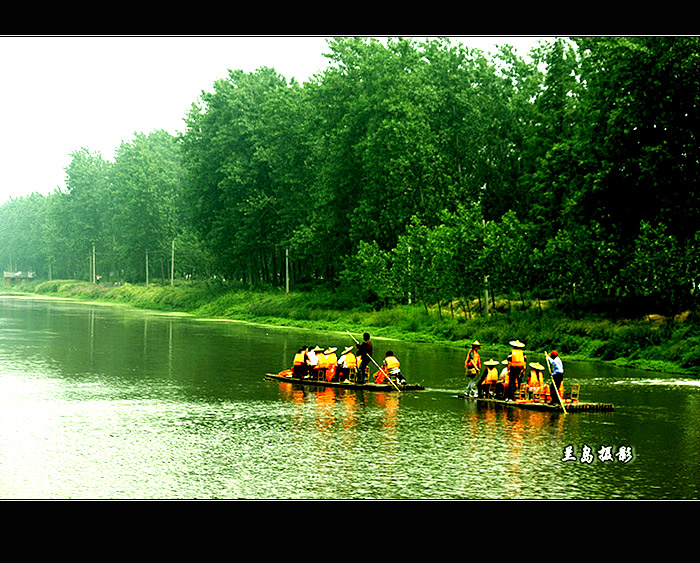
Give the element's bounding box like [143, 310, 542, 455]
[2, 36, 699, 315]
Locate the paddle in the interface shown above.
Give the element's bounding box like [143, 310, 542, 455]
[347, 330, 401, 392]
[545, 352, 567, 414]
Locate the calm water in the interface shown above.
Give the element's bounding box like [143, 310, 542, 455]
[1, 296, 699, 500]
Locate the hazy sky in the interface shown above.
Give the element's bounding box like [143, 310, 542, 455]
[0, 35, 550, 205]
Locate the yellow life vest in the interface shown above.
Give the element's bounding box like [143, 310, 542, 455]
[293, 352, 305, 366]
[385, 356, 400, 370]
[528, 370, 542, 387]
[465, 349, 481, 369]
[510, 349, 525, 367]
[345, 352, 357, 368]
[316, 353, 327, 369]
[484, 367, 498, 384]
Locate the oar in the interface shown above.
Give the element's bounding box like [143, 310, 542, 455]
[545, 352, 567, 414]
[347, 330, 401, 392]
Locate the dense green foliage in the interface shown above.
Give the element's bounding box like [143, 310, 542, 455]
[2, 37, 700, 318]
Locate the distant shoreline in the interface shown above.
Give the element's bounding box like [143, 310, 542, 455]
[2, 280, 697, 377]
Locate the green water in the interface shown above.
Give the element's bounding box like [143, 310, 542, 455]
[1, 296, 698, 500]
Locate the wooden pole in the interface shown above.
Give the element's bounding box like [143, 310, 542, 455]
[545, 352, 567, 414]
[347, 330, 401, 392]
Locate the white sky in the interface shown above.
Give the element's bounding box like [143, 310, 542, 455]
[0, 35, 551, 205]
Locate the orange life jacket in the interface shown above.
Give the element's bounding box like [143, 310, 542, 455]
[345, 352, 357, 368]
[465, 349, 481, 370]
[483, 367, 498, 384]
[325, 353, 337, 381]
[385, 356, 400, 371]
[528, 370, 543, 388]
[510, 349, 526, 367]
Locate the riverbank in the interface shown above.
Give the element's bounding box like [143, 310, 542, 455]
[3, 279, 699, 376]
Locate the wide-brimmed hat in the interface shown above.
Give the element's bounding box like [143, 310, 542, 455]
[529, 362, 545, 370]
[509, 340, 525, 348]
[471, 340, 481, 347]
[342, 346, 354, 355]
[312, 346, 323, 352]
[325, 347, 337, 354]
[484, 359, 499, 366]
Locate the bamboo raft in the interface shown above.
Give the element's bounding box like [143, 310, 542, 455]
[265, 370, 425, 392]
[459, 393, 615, 412]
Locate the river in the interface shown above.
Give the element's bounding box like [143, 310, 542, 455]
[0, 296, 698, 500]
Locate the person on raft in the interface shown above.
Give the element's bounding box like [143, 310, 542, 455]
[506, 340, 527, 400]
[378, 350, 406, 385]
[464, 340, 482, 397]
[546, 350, 565, 402]
[355, 332, 373, 385]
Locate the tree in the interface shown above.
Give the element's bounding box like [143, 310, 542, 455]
[623, 221, 687, 311]
[111, 130, 181, 282]
[181, 67, 294, 284]
[0, 193, 50, 275]
[339, 239, 395, 307]
[572, 37, 700, 250]
[51, 148, 114, 279]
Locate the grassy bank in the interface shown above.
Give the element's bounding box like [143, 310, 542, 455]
[4, 279, 700, 376]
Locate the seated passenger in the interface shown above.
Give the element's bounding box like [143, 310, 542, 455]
[292, 346, 308, 378]
[337, 346, 357, 382]
[314, 346, 327, 380]
[306, 345, 319, 379]
[479, 359, 500, 397]
[527, 362, 546, 399]
[495, 360, 510, 400]
[379, 351, 406, 385]
[324, 347, 338, 381]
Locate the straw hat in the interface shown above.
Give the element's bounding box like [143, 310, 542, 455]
[484, 359, 499, 366]
[324, 347, 337, 354]
[312, 346, 323, 352]
[529, 362, 545, 371]
[471, 340, 481, 347]
[342, 346, 354, 355]
[509, 340, 525, 348]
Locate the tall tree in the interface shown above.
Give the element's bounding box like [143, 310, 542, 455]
[51, 148, 114, 279]
[181, 67, 292, 284]
[111, 130, 181, 282]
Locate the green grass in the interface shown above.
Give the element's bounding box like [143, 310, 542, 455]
[5, 280, 699, 376]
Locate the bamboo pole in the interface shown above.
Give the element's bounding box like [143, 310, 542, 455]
[347, 330, 401, 392]
[545, 352, 567, 414]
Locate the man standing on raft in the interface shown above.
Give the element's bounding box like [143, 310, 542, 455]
[465, 341, 482, 398]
